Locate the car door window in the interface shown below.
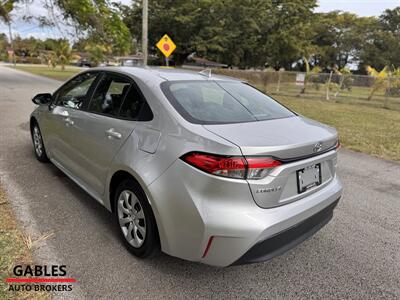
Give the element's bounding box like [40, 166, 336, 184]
[88, 74, 131, 117]
[56, 72, 98, 110]
[119, 84, 148, 120]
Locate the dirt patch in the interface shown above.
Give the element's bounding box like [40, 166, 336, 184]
[19, 122, 30, 132]
[0, 185, 50, 300]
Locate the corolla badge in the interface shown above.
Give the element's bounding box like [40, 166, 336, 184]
[256, 186, 282, 194]
[313, 142, 323, 153]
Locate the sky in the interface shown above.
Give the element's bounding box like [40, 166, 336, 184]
[316, 0, 400, 16]
[1, 0, 400, 40]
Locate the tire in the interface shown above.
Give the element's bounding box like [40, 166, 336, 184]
[114, 179, 160, 258]
[31, 122, 49, 163]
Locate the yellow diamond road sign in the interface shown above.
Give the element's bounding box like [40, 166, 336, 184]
[156, 34, 176, 58]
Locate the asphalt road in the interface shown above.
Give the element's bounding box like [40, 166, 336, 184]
[0, 65, 399, 299]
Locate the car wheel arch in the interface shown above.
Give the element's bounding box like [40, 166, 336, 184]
[30, 117, 38, 133]
[109, 170, 155, 214]
[108, 170, 164, 249]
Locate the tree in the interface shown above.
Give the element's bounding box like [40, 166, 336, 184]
[121, 0, 317, 68]
[262, 0, 317, 70]
[84, 43, 109, 66]
[195, 0, 270, 68]
[380, 7, 400, 35]
[0, 32, 8, 60]
[359, 30, 400, 71]
[12, 36, 43, 57]
[366, 66, 389, 101]
[334, 67, 353, 98]
[0, 0, 15, 23]
[3, 0, 400, 72]
[300, 57, 321, 94]
[359, 8, 400, 71]
[40, 0, 131, 55]
[309, 12, 378, 71]
[121, 0, 220, 65]
[1, 0, 18, 65]
[54, 40, 79, 71]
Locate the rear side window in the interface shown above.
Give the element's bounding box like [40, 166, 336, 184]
[161, 81, 294, 124]
[120, 85, 147, 120]
[88, 74, 130, 117]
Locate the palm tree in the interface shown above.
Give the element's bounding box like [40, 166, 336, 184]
[84, 43, 109, 67]
[1, 0, 16, 65]
[54, 40, 80, 71]
[367, 66, 389, 101]
[300, 56, 321, 94]
[384, 66, 400, 108]
[40, 51, 57, 68]
[334, 67, 352, 98]
[0, 0, 14, 23]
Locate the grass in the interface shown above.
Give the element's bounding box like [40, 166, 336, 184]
[10, 65, 400, 161]
[275, 95, 400, 161]
[11, 65, 81, 81]
[0, 185, 50, 300]
[267, 83, 400, 112]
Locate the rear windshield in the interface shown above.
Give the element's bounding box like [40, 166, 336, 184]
[161, 80, 295, 124]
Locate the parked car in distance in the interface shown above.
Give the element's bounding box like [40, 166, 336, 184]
[116, 55, 144, 67]
[76, 59, 93, 68]
[30, 67, 342, 266]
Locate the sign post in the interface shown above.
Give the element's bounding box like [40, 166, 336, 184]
[296, 73, 306, 86]
[156, 34, 176, 66]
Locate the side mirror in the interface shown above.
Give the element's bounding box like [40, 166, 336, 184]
[32, 93, 52, 105]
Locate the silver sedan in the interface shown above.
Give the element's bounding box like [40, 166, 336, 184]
[30, 67, 342, 267]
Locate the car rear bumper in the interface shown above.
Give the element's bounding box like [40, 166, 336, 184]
[233, 197, 340, 265]
[200, 176, 342, 267]
[148, 159, 342, 267]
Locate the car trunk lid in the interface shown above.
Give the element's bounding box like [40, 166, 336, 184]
[203, 116, 338, 158]
[203, 116, 339, 208]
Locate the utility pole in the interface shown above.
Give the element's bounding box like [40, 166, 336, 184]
[7, 21, 16, 67]
[142, 0, 148, 66]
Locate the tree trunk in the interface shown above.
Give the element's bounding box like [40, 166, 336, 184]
[276, 71, 282, 93]
[335, 75, 345, 98]
[384, 77, 391, 109]
[301, 75, 308, 94]
[300, 56, 310, 94]
[368, 87, 378, 101]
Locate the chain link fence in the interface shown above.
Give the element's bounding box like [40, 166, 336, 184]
[211, 69, 400, 111]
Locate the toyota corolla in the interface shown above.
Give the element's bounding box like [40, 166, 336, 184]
[30, 67, 342, 267]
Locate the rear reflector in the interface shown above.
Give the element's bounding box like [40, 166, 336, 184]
[336, 139, 341, 150]
[202, 236, 214, 258]
[181, 152, 281, 180]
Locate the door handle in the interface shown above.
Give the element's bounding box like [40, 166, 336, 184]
[106, 128, 122, 139]
[64, 117, 74, 126]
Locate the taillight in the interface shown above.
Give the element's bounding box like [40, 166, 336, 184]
[181, 152, 281, 180]
[246, 157, 281, 179]
[182, 152, 247, 179]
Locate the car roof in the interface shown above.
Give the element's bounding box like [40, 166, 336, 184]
[90, 66, 241, 83]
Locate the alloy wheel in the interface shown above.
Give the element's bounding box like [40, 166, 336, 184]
[117, 190, 146, 248]
[33, 126, 43, 157]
